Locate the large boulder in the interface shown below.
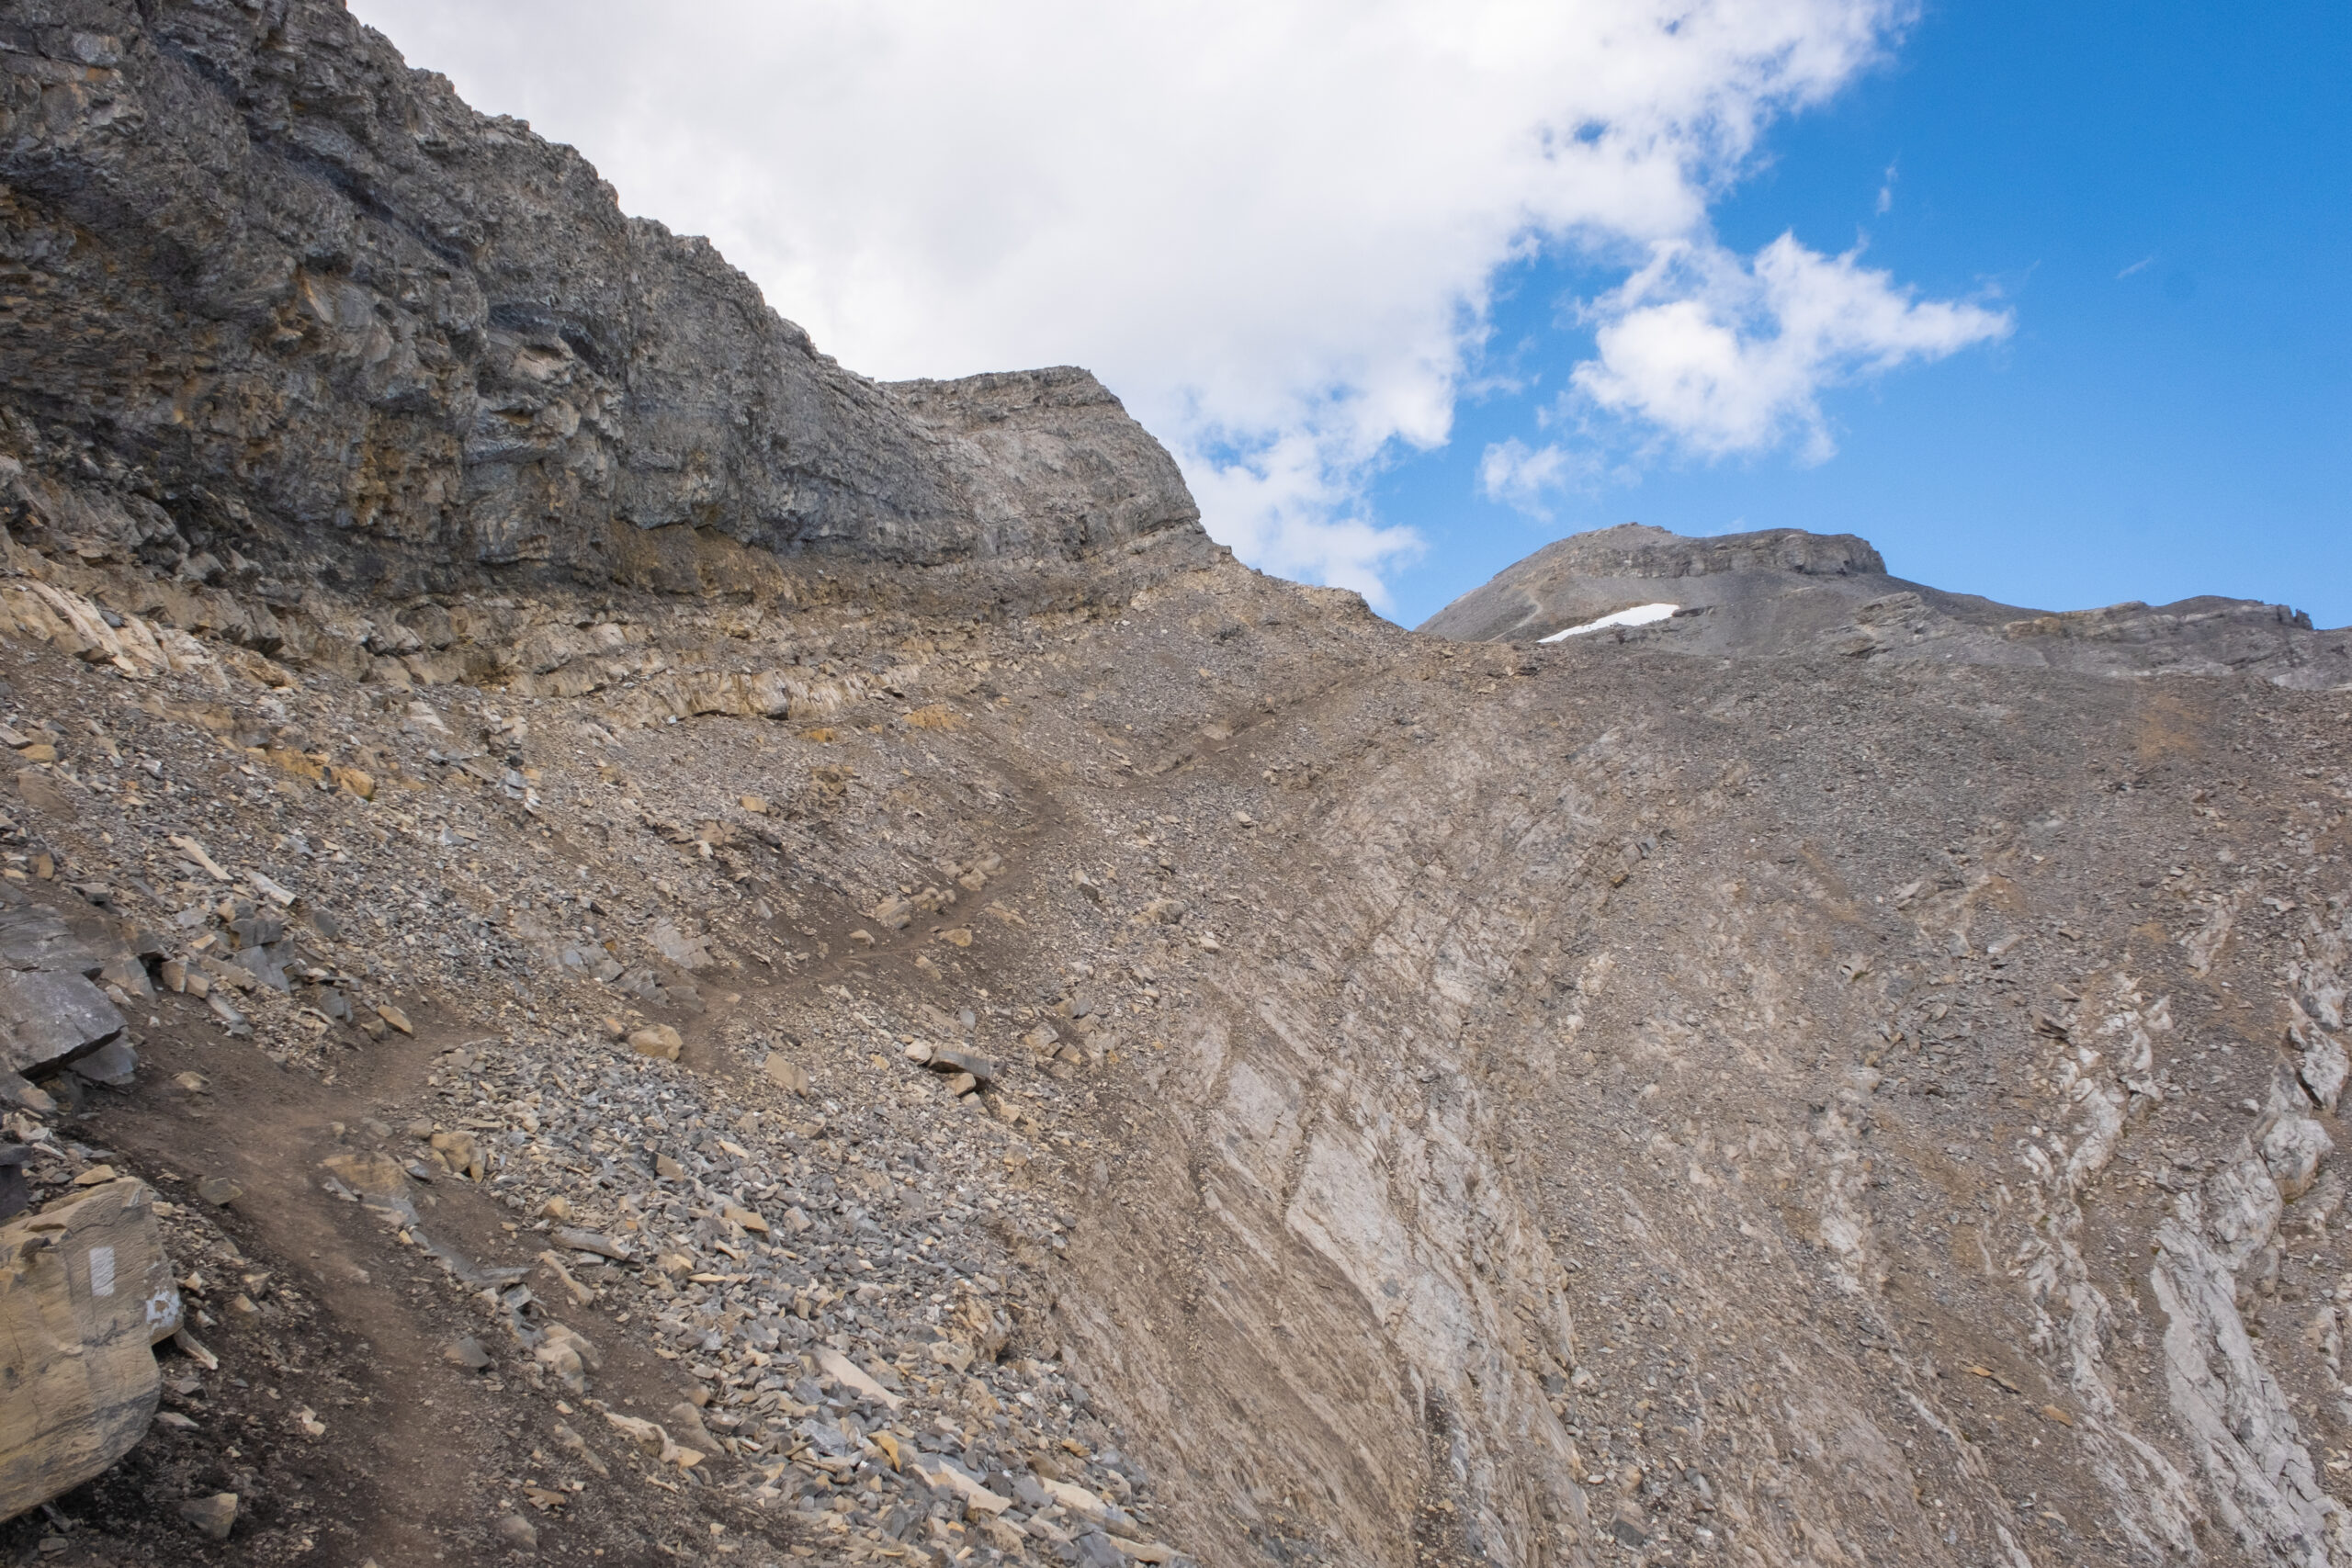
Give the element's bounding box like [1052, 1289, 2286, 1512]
[0, 1178, 181, 1520]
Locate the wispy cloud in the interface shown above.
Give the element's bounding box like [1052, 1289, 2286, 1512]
[2117, 255, 2156, 278]
[354, 0, 1935, 600]
[1875, 161, 1898, 213]
[1477, 439, 1593, 520]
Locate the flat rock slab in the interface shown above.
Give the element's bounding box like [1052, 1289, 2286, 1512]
[0, 967, 123, 1079]
[0, 903, 94, 973]
[0, 899, 126, 1078]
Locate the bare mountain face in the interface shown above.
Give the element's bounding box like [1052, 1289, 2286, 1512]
[1422, 522, 2351, 688]
[0, 0, 1197, 592]
[4, 7, 2352, 1568]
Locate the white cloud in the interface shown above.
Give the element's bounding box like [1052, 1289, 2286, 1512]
[1569, 234, 2010, 461]
[350, 0, 1931, 598]
[1478, 438, 1590, 519]
[1184, 429, 1426, 604]
[1875, 161, 1898, 213]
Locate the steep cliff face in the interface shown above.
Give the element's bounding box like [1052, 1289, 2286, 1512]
[0, 0, 1198, 591]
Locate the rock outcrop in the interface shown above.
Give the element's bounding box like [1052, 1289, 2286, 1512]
[0, 0, 1200, 593]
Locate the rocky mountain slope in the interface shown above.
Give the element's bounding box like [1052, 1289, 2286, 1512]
[1420, 522, 2351, 688]
[4, 6, 2352, 1568]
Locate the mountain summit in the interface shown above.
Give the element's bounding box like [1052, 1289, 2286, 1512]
[1423, 521, 2349, 686]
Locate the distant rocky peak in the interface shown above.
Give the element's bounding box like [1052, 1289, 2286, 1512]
[1420, 521, 2348, 690]
[1510, 522, 1887, 582]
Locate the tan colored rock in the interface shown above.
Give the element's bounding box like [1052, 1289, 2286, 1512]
[818, 1348, 903, 1411]
[177, 1493, 238, 1541]
[551, 1228, 630, 1262]
[535, 1324, 600, 1394]
[628, 1025, 683, 1061]
[429, 1130, 484, 1180]
[914, 1451, 1010, 1513]
[762, 1053, 812, 1096]
[0, 1179, 180, 1520]
[320, 1151, 407, 1201]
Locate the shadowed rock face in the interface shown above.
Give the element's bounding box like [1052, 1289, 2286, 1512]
[0, 1, 1199, 592]
[1421, 522, 2352, 690]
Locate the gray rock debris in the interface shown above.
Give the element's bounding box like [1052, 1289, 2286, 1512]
[340, 1016, 1177, 1562]
[0, 895, 126, 1078]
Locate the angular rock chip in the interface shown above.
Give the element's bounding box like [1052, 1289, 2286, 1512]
[177, 1493, 238, 1541]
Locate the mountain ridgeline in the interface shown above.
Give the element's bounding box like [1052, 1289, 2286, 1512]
[1420, 522, 2346, 687]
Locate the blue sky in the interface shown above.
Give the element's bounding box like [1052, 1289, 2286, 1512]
[1385, 1, 2352, 629]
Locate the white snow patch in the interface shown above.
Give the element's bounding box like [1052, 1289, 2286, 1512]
[1538, 603, 1679, 642]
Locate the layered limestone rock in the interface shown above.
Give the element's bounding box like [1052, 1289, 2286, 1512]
[0, 1, 1200, 592]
